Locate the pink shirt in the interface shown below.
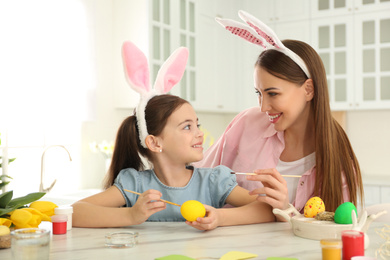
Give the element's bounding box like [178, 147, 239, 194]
[195, 107, 350, 213]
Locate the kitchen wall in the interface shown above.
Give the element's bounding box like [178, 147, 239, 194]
[79, 0, 390, 191]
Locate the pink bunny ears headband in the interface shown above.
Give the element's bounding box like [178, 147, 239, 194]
[122, 41, 189, 148]
[216, 10, 311, 79]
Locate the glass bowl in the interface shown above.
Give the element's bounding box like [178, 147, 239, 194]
[105, 231, 139, 248]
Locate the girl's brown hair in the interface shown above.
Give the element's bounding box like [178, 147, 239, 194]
[256, 39, 363, 212]
[103, 94, 189, 189]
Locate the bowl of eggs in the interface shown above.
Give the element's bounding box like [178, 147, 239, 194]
[273, 197, 357, 240]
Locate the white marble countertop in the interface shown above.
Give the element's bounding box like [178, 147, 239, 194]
[0, 221, 388, 260]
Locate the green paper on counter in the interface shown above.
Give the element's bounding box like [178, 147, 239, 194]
[220, 251, 257, 260]
[155, 255, 195, 260]
[267, 257, 298, 260]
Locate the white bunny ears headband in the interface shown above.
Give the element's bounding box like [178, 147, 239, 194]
[216, 10, 311, 79]
[122, 41, 189, 148]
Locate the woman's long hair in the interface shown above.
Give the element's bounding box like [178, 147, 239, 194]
[103, 95, 189, 189]
[256, 40, 363, 211]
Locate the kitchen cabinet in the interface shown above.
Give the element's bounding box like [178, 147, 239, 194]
[311, 0, 390, 18]
[195, 0, 240, 112]
[311, 5, 390, 110]
[364, 185, 390, 206]
[362, 174, 390, 207]
[113, 0, 390, 112]
[244, 0, 311, 25]
[311, 0, 390, 111]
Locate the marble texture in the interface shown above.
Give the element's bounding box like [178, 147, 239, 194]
[0, 221, 387, 260]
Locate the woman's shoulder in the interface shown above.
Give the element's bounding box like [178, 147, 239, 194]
[226, 107, 274, 137]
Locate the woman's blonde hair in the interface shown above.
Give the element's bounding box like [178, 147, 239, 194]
[256, 39, 363, 212]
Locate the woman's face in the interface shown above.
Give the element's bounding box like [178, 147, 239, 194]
[254, 66, 313, 132]
[159, 103, 204, 164]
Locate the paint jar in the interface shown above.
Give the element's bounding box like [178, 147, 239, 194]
[342, 230, 364, 260]
[54, 206, 73, 231]
[51, 214, 68, 235]
[320, 238, 342, 260]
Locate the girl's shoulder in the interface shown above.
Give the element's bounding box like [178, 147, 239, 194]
[116, 168, 153, 182]
[194, 165, 234, 181]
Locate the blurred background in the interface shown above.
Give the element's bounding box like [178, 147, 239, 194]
[0, 0, 389, 207]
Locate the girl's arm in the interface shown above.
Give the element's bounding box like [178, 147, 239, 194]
[186, 186, 275, 230]
[72, 186, 166, 228]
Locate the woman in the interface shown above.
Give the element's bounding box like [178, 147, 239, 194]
[195, 11, 364, 214]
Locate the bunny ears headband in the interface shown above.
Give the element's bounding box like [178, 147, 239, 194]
[122, 41, 189, 148]
[216, 10, 311, 79]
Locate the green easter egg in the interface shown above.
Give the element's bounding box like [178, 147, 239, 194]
[334, 202, 357, 224]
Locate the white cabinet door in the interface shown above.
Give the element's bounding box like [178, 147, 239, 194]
[243, 0, 311, 23]
[354, 11, 390, 109]
[364, 185, 382, 206]
[195, 0, 240, 112]
[311, 16, 355, 111]
[274, 20, 312, 44]
[311, 0, 354, 18]
[381, 187, 390, 203]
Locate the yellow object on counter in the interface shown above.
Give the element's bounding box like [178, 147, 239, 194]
[320, 239, 342, 260]
[29, 201, 58, 217]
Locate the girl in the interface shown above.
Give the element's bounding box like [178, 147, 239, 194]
[72, 42, 274, 230]
[195, 11, 364, 214]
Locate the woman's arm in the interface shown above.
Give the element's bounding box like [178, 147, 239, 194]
[72, 186, 166, 228]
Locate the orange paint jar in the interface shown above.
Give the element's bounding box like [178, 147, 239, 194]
[320, 239, 342, 260]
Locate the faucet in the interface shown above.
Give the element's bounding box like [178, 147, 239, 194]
[39, 145, 72, 193]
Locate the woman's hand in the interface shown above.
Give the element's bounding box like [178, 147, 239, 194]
[246, 168, 289, 211]
[185, 205, 220, 231]
[130, 189, 166, 225]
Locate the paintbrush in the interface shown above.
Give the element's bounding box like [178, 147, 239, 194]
[230, 172, 301, 178]
[123, 189, 181, 207]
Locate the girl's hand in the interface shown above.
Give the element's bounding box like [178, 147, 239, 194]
[130, 189, 166, 224]
[185, 205, 220, 231]
[246, 168, 289, 211]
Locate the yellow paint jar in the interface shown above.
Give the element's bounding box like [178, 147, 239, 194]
[320, 239, 342, 260]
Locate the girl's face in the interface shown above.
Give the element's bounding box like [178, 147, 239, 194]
[159, 103, 204, 164]
[254, 66, 313, 132]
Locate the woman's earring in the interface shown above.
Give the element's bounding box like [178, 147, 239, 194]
[159, 149, 162, 153]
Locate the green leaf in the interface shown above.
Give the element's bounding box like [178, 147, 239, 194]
[0, 190, 13, 208]
[0, 157, 16, 167]
[0, 207, 15, 217]
[0, 182, 10, 189]
[0, 175, 13, 180]
[8, 158, 16, 164]
[7, 192, 46, 209]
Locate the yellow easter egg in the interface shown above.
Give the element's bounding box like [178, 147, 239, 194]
[304, 196, 325, 218]
[180, 200, 206, 222]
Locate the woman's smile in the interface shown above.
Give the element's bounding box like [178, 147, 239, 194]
[267, 112, 283, 123]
